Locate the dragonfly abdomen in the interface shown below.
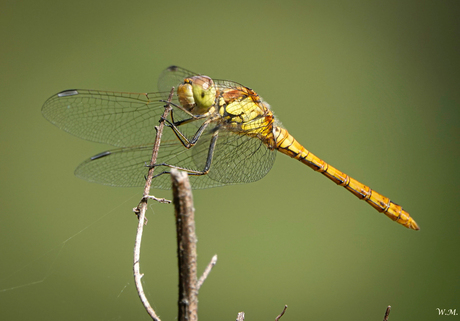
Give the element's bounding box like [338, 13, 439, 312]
[273, 126, 419, 230]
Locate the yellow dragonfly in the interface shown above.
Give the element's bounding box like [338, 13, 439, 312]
[42, 66, 419, 230]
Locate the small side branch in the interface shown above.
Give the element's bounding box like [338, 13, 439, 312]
[172, 169, 198, 321]
[197, 254, 218, 291]
[275, 305, 288, 321]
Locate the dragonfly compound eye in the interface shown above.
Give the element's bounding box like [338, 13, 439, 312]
[177, 80, 195, 110]
[191, 76, 216, 109]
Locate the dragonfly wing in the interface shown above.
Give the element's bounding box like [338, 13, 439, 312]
[157, 66, 199, 96]
[73, 126, 276, 189]
[156, 137, 230, 189]
[158, 67, 246, 93]
[42, 89, 177, 147]
[74, 128, 229, 189]
[191, 126, 277, 185]
[213, 79, 248, 90]
[75, 145, 155, 187]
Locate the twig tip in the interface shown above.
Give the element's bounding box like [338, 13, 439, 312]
[275, 305, 288, 321]
[383, 305, 391, 321]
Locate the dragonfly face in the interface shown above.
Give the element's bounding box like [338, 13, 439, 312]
[177, 75, 216, 114]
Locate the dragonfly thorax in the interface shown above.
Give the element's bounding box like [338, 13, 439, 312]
[177, 76, 216, 114]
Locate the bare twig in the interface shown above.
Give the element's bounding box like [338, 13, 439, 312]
[275, 305, 288, 321]
[236, 312, 245, 321]
[172, 169, 198, 321]
[135, 88, 175, 212]
[383, 306, 391, 321]
[145, 195, 172, 203]
[197, 254, 218, 291]
[133, 88, 175, 320]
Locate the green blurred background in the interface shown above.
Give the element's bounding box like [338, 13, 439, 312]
[1, 1, 459, 320]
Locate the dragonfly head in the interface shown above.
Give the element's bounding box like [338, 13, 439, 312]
[178, 76, 216, 113]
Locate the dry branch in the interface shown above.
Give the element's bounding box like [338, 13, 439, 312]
[132, 88, 175, 320]
[172, 169, 198, 321]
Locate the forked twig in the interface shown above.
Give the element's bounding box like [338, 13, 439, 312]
[132, 87, 175, 320]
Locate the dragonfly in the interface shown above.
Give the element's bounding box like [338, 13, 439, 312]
[42, 65, 419, 230]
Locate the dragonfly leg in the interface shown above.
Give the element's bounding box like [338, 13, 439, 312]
[163, 109, 200, 127]
[152, 129, 219, 178]
[168, 108, 207, 125]
[167, 117, 214, 149]
[160, 100, 196, 118]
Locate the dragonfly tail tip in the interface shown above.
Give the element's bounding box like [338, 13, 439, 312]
[409, 220, 420, 231]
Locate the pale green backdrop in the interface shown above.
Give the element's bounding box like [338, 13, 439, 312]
[1, 1, 459, 320]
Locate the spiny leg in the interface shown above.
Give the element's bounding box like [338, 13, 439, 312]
[165, 116, 214, 148]
[152, 129, 219, 179]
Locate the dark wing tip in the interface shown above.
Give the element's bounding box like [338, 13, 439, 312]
[57, 89, 79, 97]
[90, 151, 112, 160]
[166, 65, 179, 71]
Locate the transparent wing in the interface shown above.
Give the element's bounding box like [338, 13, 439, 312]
[157, 65, 199, 97]
[158, 66, 248, 93]
[75, 145, 156, 187]
[41, 89, 195, 147]
[72, 114, 228, 188]
[42, 68, 256, 148]
[74, 143, 225, 190]
[213, 79, 249, 90]
[192, 126, 276, 185]
[75, 122, 276, 189]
